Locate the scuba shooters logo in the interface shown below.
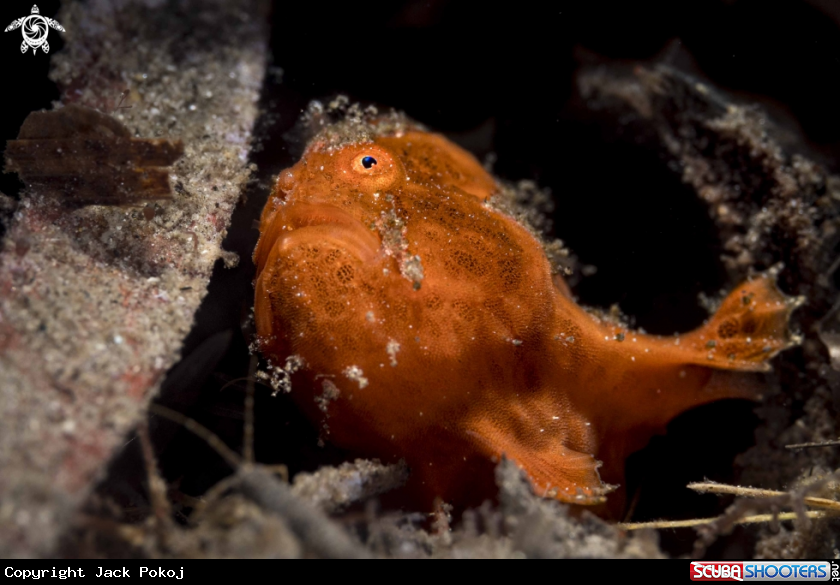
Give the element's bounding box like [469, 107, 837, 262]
[690, 561, 837, 581]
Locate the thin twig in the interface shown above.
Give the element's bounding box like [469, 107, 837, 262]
[148, 403, 242, 469]
[688, 474, 840, 558]
[77, 514, 148, 546]
[623, 484, 643, 523]
[244, 355, 258, 465]
[188, 474, 241, 524]
[618, 510, 827, 531]
[785, 439, 840, 450]
[217, 375, 269, 394]
[688, 481, 840, 512]
[112, 90, 133, 113]
[137, 419, 172, 548]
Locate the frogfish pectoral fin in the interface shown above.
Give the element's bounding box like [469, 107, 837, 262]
[680, 272, 803, 372]
[464, 419, 615, 505]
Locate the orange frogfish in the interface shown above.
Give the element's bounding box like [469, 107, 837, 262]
[253, 111, 800, 511]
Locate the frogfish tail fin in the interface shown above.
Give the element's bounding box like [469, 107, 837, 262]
[682, 269, 803, 373]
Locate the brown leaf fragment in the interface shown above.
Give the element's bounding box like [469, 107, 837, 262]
[5, 104, 183, 205]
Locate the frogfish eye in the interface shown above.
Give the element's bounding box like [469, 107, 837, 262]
[342, 146, 399, 189]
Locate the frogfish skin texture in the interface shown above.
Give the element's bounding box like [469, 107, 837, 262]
[253, 114, 800, 511]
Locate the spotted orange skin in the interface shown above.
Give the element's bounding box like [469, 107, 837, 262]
[254, 124, 797, 510]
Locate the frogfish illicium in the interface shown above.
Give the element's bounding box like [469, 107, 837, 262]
[253, 109, 800, 511]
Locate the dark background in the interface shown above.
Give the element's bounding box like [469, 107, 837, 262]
[3, 0, 840, 557]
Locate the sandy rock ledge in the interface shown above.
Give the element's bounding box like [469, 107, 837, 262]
[0, 0, 268, 557]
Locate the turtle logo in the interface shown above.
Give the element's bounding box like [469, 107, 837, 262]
[5, 5, 64, 55]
